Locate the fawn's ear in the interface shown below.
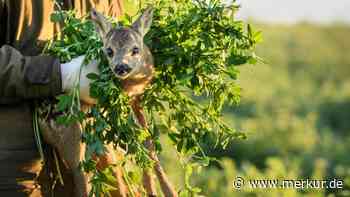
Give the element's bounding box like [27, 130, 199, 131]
[91, 9, 112, 38]
[131, 7, 154, 37]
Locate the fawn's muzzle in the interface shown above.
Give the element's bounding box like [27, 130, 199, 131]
[114, 63, 132, 76]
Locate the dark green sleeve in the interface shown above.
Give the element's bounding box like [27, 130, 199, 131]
[0, 45, 62, 104]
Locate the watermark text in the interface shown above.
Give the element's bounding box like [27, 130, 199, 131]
[232, 176, 343, 190]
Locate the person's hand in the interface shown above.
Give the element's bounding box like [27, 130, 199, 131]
[60, 55, 98, 104]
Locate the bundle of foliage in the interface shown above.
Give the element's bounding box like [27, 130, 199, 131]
[44, 0, 261, 195]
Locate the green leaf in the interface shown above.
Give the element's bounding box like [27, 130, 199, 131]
[225, 66, 239, 79]
[56, 95, 73, 112]
[50, 12, 65, 23]
[86, 73, 100, 80]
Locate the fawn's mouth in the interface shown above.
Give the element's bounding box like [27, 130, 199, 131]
[114, 64, 132, 77]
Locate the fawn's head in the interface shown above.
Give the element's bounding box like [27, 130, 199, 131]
[91, 8, 154, 80]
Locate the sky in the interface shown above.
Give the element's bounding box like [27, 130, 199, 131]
[235, 0, 350, 24]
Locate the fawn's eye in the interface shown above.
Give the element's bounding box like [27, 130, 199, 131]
[131, 47, 140, 56]
[106, 47, 114, 57]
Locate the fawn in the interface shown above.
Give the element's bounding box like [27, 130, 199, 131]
[91, 7, 154, 98]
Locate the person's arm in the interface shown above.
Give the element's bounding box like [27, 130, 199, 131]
[0, 45, 62, 104]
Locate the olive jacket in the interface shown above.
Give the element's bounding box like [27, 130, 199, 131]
[0, 1, 122, 196]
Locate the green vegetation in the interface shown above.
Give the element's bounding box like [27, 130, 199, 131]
[160, 23, 350, 196]
[45, 0, 260, 195]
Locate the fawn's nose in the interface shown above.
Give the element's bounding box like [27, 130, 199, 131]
[114, 63, 132, 76]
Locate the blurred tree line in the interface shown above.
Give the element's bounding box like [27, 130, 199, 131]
[160, 23, 350, 197]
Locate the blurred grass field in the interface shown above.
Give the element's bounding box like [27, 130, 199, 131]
[159, 23, 350, 197]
